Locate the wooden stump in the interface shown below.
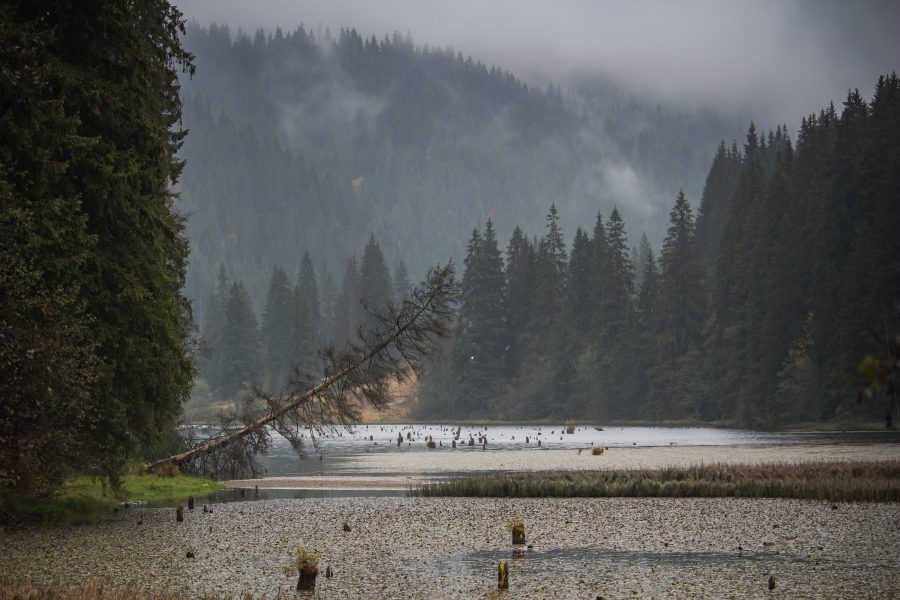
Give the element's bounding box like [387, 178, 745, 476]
[188, 496, 194, 510]
[297, 565, 318, 591]
[498, 561, 509, 589]
[512, 524, 526, 545]
[176, 504, 184, 522]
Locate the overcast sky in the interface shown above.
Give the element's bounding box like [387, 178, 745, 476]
[177, 0, 899, 125]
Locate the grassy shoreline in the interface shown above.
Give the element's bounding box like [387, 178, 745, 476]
[415, 460, 900, 502]
[18, 473, 224, 526]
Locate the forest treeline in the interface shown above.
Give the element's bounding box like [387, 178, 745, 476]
[417, 76, 900, 426]
[177, 23, 742, 315]
[199, 237, 409, 397]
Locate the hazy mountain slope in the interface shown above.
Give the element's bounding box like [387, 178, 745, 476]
[177, 24, 745, 313]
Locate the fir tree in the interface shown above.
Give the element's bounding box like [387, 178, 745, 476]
[359, 235, 393, 333]
[336, 257, 361, 345]
[452, 221, 507, 415]
[219, 282, 260, 398]
[261, 266, 295, 389]
[298, 251, 321, 342]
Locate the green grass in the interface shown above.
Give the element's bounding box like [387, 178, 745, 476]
[19, 473, 224, 526]
[415, 461, 900, 502]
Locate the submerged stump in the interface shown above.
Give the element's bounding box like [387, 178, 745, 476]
[297, 565, 318, 591]
[498, 561, 509, 589]
[512, 524, 526, 545]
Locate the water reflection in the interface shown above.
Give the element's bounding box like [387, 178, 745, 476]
[245, 424, 898, 476]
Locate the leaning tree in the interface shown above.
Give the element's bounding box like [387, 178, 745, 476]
[147, 264, 458, 477]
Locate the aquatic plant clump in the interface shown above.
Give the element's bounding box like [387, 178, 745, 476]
[415, 461, 900, 501]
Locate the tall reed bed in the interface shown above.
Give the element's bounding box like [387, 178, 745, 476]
[415, 461, 900, 502]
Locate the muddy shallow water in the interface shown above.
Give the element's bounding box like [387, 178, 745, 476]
[1, 496, 897, 598]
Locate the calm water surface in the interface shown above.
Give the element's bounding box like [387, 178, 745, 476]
[246, 424, 899, 477]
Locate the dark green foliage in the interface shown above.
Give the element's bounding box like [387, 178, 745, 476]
[419, 75, 900, 426]
[695, 141, 742, 273]
[336, 257, 361, 345]
[262, 266, 295, 390]
[656, 191, 706, 359]
[0, 0, 195, 503]
[298, 251, 321, 342]
[219, 282, 260, 398]
[359, 235, 393, 333]
[452, 221, 507, 415]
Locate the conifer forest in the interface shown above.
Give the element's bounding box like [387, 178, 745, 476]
[2, 0, 899, 555]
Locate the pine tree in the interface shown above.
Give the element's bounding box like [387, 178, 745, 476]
[298, 251, 321, 342]
[200, 265, 229, 391]
[290, 278, 318, 378]
[452, 221, 506, 415]
[0, 0, 196, 489]
[504, 226, 535, 377]
[336, 257, 361, 345]
[219, 281, 261, 398]
[359, 235, 393, 333]
[695, 141, 742, 273]
[568, 227, 594, 340]
[261, 266, 295, 389]
[601, 206, 634, 341]
[657, 191, 706, 358]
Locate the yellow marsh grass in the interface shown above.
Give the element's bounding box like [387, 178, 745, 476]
[416, 460, 900, 502]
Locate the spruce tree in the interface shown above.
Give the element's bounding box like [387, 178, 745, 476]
[359, 235, 393, 333]
[657, 191, 706, 358]
[336, 257, 361, 345]
[261, 266, 295, 389]
[298, 251, 321, 342]
[219, 282, 261, 398]
[504, 226, 535, 377]
[452, 222, 507, 415]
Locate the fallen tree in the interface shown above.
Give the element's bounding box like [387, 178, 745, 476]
[147, 264, 458, 477]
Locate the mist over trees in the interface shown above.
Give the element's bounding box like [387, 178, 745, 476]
[418, 76, 900, 426]
[199, 237, 401, 401]
[176, 23, 744, 315]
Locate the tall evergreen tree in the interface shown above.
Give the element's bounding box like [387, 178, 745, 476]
[336, 257, 361, 345]
[297, 251, 321, 342]
[657, 191, 706, 358]
[0, 0, 196, 490]
[504, 226, 535, 377]
[359, 235, 393, 333]
[200, 265, 229, 391]
[219, 282, 260, 398]
[452, 221, 507, 415]
[261, 266, 295, 389]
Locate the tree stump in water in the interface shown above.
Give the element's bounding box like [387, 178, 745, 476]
[188, 496, 194, 510]
[176, 504, 184, 522]
[297, 565, 318, 591]
[512, 524, 526, 545]
[498, 561, 509, 589]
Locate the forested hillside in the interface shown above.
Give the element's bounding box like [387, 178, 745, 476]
[417, 76, 900, 426]
[177, 24, 743, 317]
